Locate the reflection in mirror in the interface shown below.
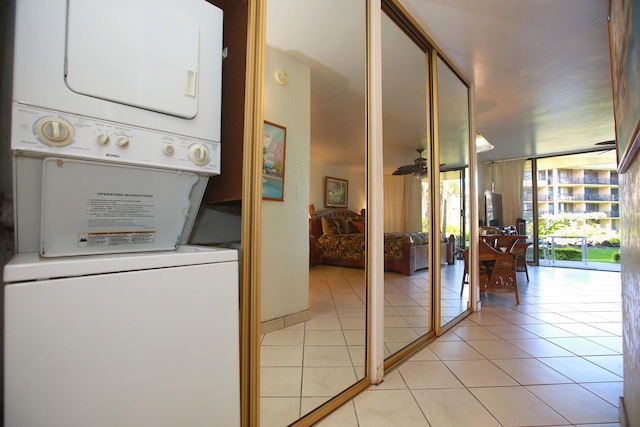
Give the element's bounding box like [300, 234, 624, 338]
[381, 12, 433, 359]
[436, 56, 471, 327]
[260, 1, 367, 425]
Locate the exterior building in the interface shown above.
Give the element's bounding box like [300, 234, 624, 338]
[537, 167, 620, 231]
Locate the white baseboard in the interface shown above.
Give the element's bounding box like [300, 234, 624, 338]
[260, 309, 311, 334]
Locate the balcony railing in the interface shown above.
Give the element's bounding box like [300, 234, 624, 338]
[545, 210, 620, 217]
[555, 177, 619, 185]
[556, 194, 619, 202]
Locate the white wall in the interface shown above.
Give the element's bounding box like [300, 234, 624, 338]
[261, 47, 311, 322]
[310, 159, 366, 214]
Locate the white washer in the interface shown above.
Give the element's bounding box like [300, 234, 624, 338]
[3, 245, 240, 427]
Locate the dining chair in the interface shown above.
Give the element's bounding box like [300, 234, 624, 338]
[509, 241, 532, 282]
[460, 247, 491, 296]
[460, 248, 469, 295]
[479, 240, 520, 304]
[495, 235, 519, 252]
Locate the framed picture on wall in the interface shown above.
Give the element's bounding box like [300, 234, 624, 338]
[610, 0, 640, 172]
[262, 121, 287, 201]
[324, 176, 348, 208]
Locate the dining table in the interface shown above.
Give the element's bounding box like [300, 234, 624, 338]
[479, 234, 528, 252]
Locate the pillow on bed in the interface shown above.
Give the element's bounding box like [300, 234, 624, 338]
[321, 217, 344, 235]
[336, 216, 365, 234]
[350, 220, 365, 234]
[338, 217, 353, 234]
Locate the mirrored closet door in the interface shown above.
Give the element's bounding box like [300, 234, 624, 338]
[436, 55, 472, 328]
[259, 1, 368, 425]
[380, 8, 434, 361]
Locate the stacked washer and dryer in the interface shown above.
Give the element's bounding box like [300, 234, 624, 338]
[3, 0, 240, 426]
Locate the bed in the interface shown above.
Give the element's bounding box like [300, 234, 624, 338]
[309, 205, 429, 276]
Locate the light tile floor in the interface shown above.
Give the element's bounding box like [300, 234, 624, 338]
[262, 263, 458, 426]
[261, 266, 368, 426]
[317, 265, 622, 427]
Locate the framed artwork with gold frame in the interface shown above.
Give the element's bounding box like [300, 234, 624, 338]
[262, 121, 287, 201]
[324, 176, 348, 208]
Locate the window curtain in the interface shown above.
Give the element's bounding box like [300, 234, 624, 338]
[383, 175, 422, 232]
[479, 160, 525, 226]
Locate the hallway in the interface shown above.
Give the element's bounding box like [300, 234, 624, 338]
[318, 266, 622, 426]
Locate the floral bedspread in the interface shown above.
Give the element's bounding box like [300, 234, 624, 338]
[315, 232, 428, 262]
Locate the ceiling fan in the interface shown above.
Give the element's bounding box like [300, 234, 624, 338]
[392, 148, 430, 177]
[594, 140, 616, 154]
[595, 140, 616, 146]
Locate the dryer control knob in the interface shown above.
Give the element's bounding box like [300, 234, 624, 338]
[188, 144, 209, 166]
[96, 133, 110, 146]
[116, 136, 130, 148]
[163, 144, 175, 156]
[35, 117, 74, 147]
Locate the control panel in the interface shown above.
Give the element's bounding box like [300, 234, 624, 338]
[11, 103, 221, 175]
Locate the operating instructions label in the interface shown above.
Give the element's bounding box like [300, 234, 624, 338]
[40, 158, 199, 257]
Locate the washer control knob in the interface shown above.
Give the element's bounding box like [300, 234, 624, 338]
[116, 136, 130, 148]
[35, 117, 74, 147]
[163, 144, 175, 156]
[96, 133, 110, 146]
[188, 144, 209, 166]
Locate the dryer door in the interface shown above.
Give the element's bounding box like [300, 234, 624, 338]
[66, 0, 200, 119]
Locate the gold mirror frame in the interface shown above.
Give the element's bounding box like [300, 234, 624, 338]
[240, 2, 265, 426]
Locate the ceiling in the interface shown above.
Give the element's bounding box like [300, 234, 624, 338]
[265, 0, 616, 174]
[403, 0, 616, 163]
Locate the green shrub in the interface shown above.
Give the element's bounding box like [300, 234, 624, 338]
[612, 252, 621, 263]
[554, 247, 582, 261]
[538, 247, 582, 261]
